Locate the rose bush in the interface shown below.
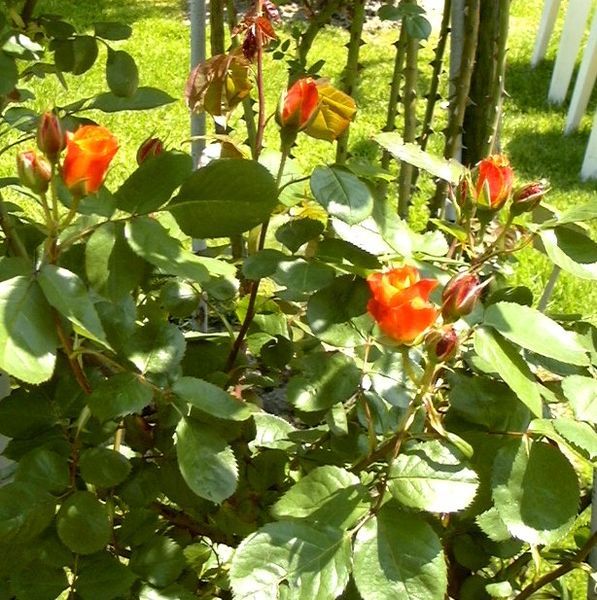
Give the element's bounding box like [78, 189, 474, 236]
[0, 2, 595, 600]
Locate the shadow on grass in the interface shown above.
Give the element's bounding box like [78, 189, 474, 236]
[37, 0, 183, 29]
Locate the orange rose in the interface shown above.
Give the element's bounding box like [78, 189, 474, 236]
[62, 125, 118, 196]
[367, 266, 439, 344]
[277, 78, 319, 132]
[474, 154, 514, 209]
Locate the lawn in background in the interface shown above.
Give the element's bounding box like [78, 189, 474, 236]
[1, 0, 595, 319]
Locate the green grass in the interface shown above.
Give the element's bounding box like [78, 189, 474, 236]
[1, 0, 595, 319]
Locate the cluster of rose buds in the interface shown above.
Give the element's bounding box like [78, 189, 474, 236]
[17, 112, 119, 199]
[460, 154, 548, 216]
[366, 266, 486, 364]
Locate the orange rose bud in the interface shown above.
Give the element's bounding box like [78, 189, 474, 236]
[474, 154, 514, 210]
[277, 78, 320, 132]
[136, 137, 164, 165]
[62, 125, 118, 196]
[426, 328, 459, 362]
[16, 150, 51, 194]
[367, 266, 439, 345]
[510, 180, 548, 216]
[36, 111, 66, 162]
[441, 272, 483, 322]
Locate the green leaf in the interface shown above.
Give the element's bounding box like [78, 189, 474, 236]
[38, 265, 108, 346]
[172, 377, 252, 421]
[492, 439, 579, 545]
[90, 87, 175, 112]
[317, 238, 380, 269]
[0, 482, 55, 543]
[138, 584, 197, 600]
[0, 53, 17, 95]
[375, 132, 466, 183]
[275, 218, 325, 253]
[553, 418, 597, 460]
[76, 552, 137, 600]
[353, 505, 447, 600]
[115, 151, 193, 214]
[562, 375, 597, 423]
[310, 166, 374, 225]
[474, 327, 542, 417]
[57, 491, 111, 554]
[0, 389, 55, 437]
[125, 217, 209, 283]
[0, 276, 58, 384]
[242, 249, 287, 280]
[10, 564, 68, 600]
[230, 521, 351, 600]
[485, 581, 513, 598]
[71, 36, 98, 75]
[405, 14, 432, 39]
[538, 227, 597, 280]
[106, 49, 138, 97]
[476, 508, 512, 542]
[94, 21, 133, 40]
[14, 448, 69, 494]
[126, 321, 186, 374]
[448, 375, 531, 432]
[2, 107, 39, 132]
[130, 536, 185, 588]
[87, 372, 153, 422]
[306, 275, 371, 347]
[79, 448, 132, 488]
[287, 352, 361, 412]
[486, 286, 534, 307]
[272, 465, 369, 529]
[175, 418, 238, 504]
[388, 440, 479, 513]
[168, 159, 278, 238]
[86, 222, 146, 301]
[540, 198, 597, 227]
[484, 302, 588, 365]
[250, 413, 296, 451]
[272, 258, 336, 294]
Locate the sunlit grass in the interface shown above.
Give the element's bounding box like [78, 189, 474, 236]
[0, 0, 595, 319]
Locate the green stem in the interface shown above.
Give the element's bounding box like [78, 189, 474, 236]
[513, 532, 597, 600]
[412, 0, 451, 190]
[225, 149, 289, 373]
[429, 0, 480, 218]
[378, 22, 408, 200]
[483, 0, 510, 157]
[336, 0, 366, 165]
[417, 0, 451, 153]
[295, 0, 345, 77]
[398, 23, 420, 220]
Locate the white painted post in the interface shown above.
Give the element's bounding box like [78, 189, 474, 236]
[564, 9, 597, 134]
[548, 0, 592, 105]
[531, 0, 563, 67]
[581, 107, 597, 179]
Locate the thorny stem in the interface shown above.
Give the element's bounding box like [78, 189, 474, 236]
[512, 532, 597, 600]
[398, 5, 420, 220]
[225, 149, 289, 372]
[336, 0, 366, 165]
[254, 0, 266, 156]
[430, 0, 480, 218]
[352, 354, 437, 473]
[53, 312, 92, 396]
